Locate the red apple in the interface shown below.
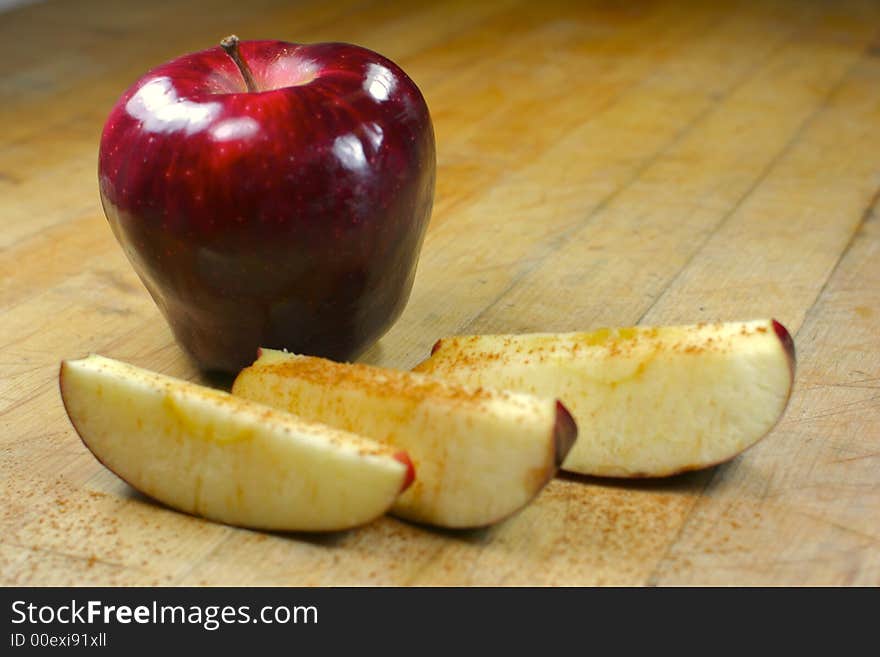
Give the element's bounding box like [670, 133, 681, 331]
[99, 37, 435, 373]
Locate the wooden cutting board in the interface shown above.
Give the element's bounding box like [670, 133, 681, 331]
[2, 0, 878, 586]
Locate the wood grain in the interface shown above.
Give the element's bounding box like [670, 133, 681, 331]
[2, 0, 878, 586]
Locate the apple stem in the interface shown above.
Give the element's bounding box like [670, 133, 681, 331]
[220, 35, 259, 93]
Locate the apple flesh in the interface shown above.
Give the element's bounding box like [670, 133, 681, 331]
[98, 39, 435, 373]
[414, 319, 796, 477]
[60, 355, 414, 531]
[232, 349, 577, 528]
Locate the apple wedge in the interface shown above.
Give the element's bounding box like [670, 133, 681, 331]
[413, 319, 795, 478]
[232, 350, 577, 528]
[59, 355, 414, 531]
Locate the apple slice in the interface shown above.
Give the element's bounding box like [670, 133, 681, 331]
[413, 319, 796, 478]
[232, 350, 577, 528]
[59, 355, 414, 531]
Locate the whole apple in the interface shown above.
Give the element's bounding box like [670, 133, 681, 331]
[99, 37, 435, 373]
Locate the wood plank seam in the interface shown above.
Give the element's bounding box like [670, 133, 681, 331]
[635, 38, 880, 331]
[450, 11, 820, 339]
[1, 539, 145, 575]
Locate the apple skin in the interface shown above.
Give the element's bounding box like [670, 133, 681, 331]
[99, 40, 435, 373]
[553, 400, 578, 467]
